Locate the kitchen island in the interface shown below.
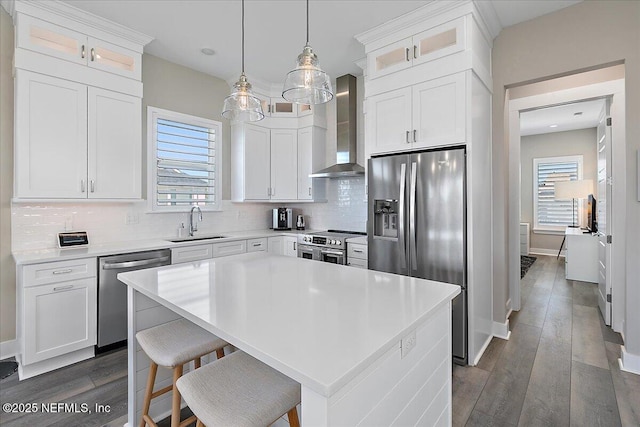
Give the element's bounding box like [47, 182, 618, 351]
[119, 252, 460, 426]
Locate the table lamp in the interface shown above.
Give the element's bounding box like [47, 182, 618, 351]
[555, 179, 593, 228]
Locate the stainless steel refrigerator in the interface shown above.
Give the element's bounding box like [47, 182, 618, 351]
[368, 147, 467, 363]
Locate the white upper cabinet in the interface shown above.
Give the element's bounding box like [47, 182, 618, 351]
[14, 71, 142, 199]
[367, 17, 465, 81]
[367, 72, 466, 156]
[232, 124, 271, 201]
[270, 129, 298, 201]
[16, 14, 142, 81]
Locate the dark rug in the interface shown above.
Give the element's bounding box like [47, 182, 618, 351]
[521, 255, 537, 278]
[0, 361, 18, 379]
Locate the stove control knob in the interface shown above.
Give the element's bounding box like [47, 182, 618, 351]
[335, 240, 341, 245]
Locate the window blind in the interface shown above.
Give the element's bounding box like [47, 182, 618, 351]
[155, 118, 217, 207]
[536, 160, 579, 227]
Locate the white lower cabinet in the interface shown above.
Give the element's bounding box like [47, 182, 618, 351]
[347, 242, 368, 269]
[268, 236, 298, 257]
[171, 244, 214, 264]
[247, 238, 267, 252]
[19, 257, 97, 375]
[24, 278, 97, 364]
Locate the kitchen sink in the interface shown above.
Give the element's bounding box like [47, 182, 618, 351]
[168, 235, 227, 243]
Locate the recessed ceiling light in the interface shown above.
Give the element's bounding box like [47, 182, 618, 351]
[574, 112, 583, 116]
[201, 48, 215, 56]
[549, 124, 558, 128]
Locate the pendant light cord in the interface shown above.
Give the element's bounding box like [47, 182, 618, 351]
[306, 0, 310, 44]
[241, 0, 245, 74]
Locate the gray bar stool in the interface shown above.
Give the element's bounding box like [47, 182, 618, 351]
[136, 318, 228, 427]
[176, 351, 301, 427]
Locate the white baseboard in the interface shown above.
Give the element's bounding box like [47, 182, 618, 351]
[529, 247, 564, 258]
[492, 319, 511, 340]
[472, 334, 493, 366]
[0, 339, 18, 360]
[619, 346, 640, 375]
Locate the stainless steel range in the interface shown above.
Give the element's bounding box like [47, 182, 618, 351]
[298, 230, 366, 265]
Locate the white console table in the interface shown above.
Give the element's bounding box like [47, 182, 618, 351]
[564, 227, 598, 283]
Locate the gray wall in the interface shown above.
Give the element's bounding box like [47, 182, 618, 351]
[520, 128, 597, 253]
[492, 0, 640, 355]
[0, 8, 15, 344]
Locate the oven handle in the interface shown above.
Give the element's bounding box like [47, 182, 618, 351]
[320, 249, 344, 256]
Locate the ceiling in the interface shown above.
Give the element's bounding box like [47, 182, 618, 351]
[520, 99, 606, 137]
[64, 0, 582, 88]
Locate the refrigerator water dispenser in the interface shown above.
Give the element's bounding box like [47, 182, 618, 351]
[373, 200, 398, 238]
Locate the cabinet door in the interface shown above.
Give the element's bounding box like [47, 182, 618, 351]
[16, 14, 87, 66]
[297, 127, 313, 200]
[212, 240, 247, 258]
[413, 17, 466, 66]
[15, 71, 88, 198]
[367, 37, 413, 80]
[23, 278, 97, 364]
[367, 87, 412, 155]
[284, 236, 298, 257]
[87, 37, 142, 80]
[270, 129, 298, 200]
[171, 244, 214, 264]
[244, 125, 271, 200]
[88, 87, 141, 199]
[268, 236, 284, 255]
[412, 72, 466, 148]
[247, 238, 267, 252]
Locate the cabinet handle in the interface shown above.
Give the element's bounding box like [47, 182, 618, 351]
[272, 187, 275, 196]
[308, 187, 311, 196]
[52, 269, 73, 275]
[405, 48, 410, 62]
[267, 187, 271, 196]
[53, 284, 74, 291]
[413, 129, 417, 142]
[294, 242, 296, 251]
[81, 180, 86, 193]
[81, 44, 85, 59]
[353, 249, 364, 253]
[406, 131, 410, 143]
[90, 180, 95, 192]
[90, 48, 96, 62]
[252, 243, 261, 247]
[413, 45, 418, 59]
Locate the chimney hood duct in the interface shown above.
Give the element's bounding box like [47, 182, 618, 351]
[310, 74, 364, 178]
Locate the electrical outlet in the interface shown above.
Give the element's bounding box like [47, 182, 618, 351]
[401, 330, 417, 359]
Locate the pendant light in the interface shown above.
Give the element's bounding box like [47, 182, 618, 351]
[282, 0, 333, 105]
[222, 0, 264, 122]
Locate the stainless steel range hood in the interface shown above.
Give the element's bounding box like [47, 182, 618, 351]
[310, 74, 364, 178]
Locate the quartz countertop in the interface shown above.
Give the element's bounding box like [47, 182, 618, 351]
[346, 236, 368, 245]
[12, 229, 317, 265]
[118, 252, 460, 396]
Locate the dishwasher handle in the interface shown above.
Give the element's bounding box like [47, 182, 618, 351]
[102, 256, 170, 270]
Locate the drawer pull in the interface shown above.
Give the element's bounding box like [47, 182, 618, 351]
[52, 269, 73, 275]
[81, 44, 85, 59]
[53, 284, 74, 291]
[90, 47, 96, 61]
[353, 249, 364, 253]
[405, 47, 410, 62]
[252, 243, 262, 247]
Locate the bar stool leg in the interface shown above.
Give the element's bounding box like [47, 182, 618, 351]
[140, 361, 159, 427]
[195, 420, 205, 427]
[194, 357, 201, 369]
[171, 365, 184, 427]
[216, 348, 225, 359]
[288, 407, 300, 427]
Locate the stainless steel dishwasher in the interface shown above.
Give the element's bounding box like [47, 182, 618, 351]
[97, 249, 170, 351]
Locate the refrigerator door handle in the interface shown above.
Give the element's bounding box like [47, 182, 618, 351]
[398, 163, 407, 269]
[410, 161, 418, 271]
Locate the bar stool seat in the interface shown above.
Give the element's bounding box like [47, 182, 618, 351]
[136, 318, 227, 427]
[177, 351, 301, 427]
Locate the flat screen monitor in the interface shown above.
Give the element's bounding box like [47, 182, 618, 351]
[587, 194, 597, 232]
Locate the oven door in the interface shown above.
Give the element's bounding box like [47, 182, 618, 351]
[298, 244, 320, 261]
[320, 249, 346, 265]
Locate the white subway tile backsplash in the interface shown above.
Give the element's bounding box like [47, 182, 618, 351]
[11, 179, 368, 251]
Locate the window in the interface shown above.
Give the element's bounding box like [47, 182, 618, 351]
[533, 155, 583, 232]
[148, 107, 222, 212]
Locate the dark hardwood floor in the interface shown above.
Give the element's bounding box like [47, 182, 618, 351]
[2, 255, 638, 426]
[452, 255, 640, 427]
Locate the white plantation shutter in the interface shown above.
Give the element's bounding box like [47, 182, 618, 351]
[533, 156, 583, 230]
[148, 107, 222, 211]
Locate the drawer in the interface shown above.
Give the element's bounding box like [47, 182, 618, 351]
[247, 238, 267, 252]
[347, 258, 368, 269]
[23, 258, 96, 287]
[212, 240, 247, 258]
[171, 244, 213, 264]
[347, 243, 368, 260]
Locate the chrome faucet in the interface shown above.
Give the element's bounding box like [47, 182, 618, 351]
[189, 206, 202, 236]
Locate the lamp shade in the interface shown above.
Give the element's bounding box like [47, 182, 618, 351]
[554, 179, 593, 200]
[282, 45, 333, 105]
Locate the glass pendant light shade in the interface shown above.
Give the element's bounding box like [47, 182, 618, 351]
[222, 73, 264, 122]
[221, 0, 264, 122]
[282, 44, 333, 104]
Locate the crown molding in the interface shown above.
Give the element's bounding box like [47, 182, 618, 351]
[473, 0, 502, 40]
[8, 0, 153, 48]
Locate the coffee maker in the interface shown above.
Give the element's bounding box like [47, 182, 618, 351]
[272, 208, 292, 230]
